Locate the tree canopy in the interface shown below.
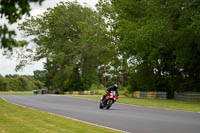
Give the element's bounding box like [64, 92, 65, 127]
[14, 0, 200, 96]
[0, 0, 44, 49]
[97, 0, 200, 95]
[19, 1, 113, 91]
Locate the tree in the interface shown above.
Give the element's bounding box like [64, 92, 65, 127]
[0, 0, 44, 49]
[19, 1, 112, 90]
[97, 0, 200, 93]
[33, 80, 44, 89]
[0, 74, 6, 91]
[4, 75, 35, 91]
[66, 65, 83, 91]
[0, 74, 46, 91]
[33, 70, 46, 83]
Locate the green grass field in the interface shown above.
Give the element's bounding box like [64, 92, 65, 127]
[73, 95, 200, 112]
[0, 98, 120, 133]
[0, 91, 33, 95]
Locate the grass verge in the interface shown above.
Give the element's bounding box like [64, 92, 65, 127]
[73, 95, 200, 112]
[0, 98, 120, 133]
[0, 91, 33, 95]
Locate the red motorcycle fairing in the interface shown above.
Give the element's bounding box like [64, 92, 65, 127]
[105, 91, 117, 100]
[114, 95, 118, 100]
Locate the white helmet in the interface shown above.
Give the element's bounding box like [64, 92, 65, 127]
[114, 84, 118, 88]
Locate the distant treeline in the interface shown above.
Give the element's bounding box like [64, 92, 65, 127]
[0, 72, 44, 91]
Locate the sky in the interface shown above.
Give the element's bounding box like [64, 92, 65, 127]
[0, 0, 98, 76]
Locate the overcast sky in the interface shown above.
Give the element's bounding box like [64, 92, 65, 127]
[0, 0, 98, 76]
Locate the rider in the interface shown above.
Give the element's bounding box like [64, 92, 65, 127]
[102, 84, 119, 101]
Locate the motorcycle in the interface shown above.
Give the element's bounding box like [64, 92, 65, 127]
[99, 91, 118, 109]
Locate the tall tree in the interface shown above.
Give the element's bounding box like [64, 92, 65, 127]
[97, 0, 200, 93]
[19, 1, 112, 90]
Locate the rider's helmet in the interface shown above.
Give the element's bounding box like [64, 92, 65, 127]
[114, 83, 118, 88]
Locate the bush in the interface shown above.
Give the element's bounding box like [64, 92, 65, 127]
[95, 90, 106, 95]
[90, 84, 98, 90]
[90, 84, 106, 90]
[124, 87, 131, 97]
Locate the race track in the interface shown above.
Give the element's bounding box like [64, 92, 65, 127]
[0, 95, 200, 133]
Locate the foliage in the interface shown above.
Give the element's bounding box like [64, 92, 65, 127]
[0, 74, 6, 91]
[19, 1, 112, 90]
[13, 0, 200, 94]
[33, 70, 47, 84]
[0, 74, 44, 91]
[0, 0, 44, 49]
[97, 0, 200, 95]
[65, 65, 83, 91]
[33, 80, 44, 89]
[90, 84, 106, 90]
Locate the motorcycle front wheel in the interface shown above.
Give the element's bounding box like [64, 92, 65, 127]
[106, 99, 114, 109]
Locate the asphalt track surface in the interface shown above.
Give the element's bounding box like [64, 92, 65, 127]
[0, 95, 200, 133]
